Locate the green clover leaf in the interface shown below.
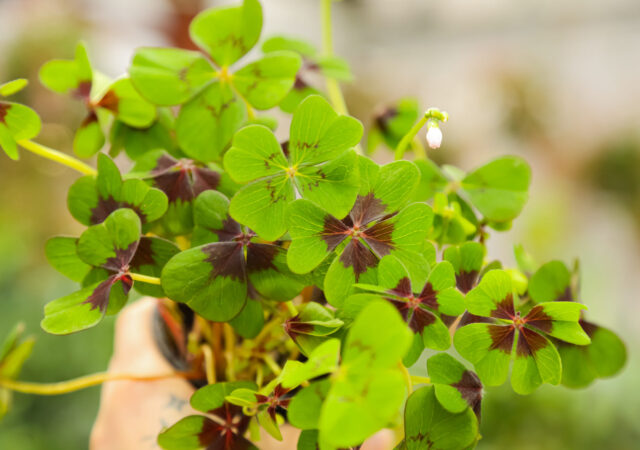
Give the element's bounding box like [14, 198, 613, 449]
[287, 158, 430, 306]
[68, 153, 168, 227]
[40, 42, 156, 157]
[459, 155, 532, 223]
[528, 260, 627, 388]
[130, 150, 238, 235]
[0, 80, 42, 160]
[158, 381, 258, 450]
[318, 300, 412, 448]
[225, 95, 363, 240]
[401, 385, 478, 450]
[129, 0, 301, 162]
[426, 353, 483, 418]
[161, 190, 305, 322]
[284, 302, 344, 356]
[453, 269, 590, 394]
[41, 209, 141, 334]
[350, 255, 465, 355]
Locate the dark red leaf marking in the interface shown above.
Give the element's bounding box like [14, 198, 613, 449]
[149, 154, 220, 203]
[490, 294, 515, 320]
[320, 215, 350, 251]
[458, 311, 492, 327]
[348, 193, 387, 227]
[73, 81, 92, 101]
[388, 298, 410, 322]
[374, 107, 398, 134]
[198, 404, 254, 450]
[363, 219, 395, 257]
[246, 243, 278, 273]
[0, 102, 9, 124]
[284, 315, 315, 338]
[90, 196, 147, 225]
[102, 241, 139, 272]
[339, 239, 378, 280]
[456, 270, 478, 294]
[391, 277, 412, 297]
[215, 217, 242, 242]
[451, 370, 483, 419]
[203, 242, 245, 281]
[154, 170, 193, 202]
[84, 274, 132, 312]
[192, 167, 221, 196]
[80, 110, 99, 128]
[418, 282, 438, 310]
[523, 305, 553, 334]
[555, 286, 573, 302]
[408, 306, 437, 334]
[488, 324, 515, 354]
[97, 89, 119, 113]
[129, 237, 155, 269]
[516, 327, 548, 357]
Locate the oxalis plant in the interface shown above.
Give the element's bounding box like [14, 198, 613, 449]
[0, 0, 627, 448]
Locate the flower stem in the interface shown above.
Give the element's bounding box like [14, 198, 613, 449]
[321, 0, 348, 116]
[394, 108, 449, 160]
[18, 139, 96, 176]
[201, 344, 216, 385]
[129, 273, 161, 285]
[0, 371, 191, 396]
[262, 354, 282, 376]
[410, 375, 431, 385]
[399, 363, 413, 394]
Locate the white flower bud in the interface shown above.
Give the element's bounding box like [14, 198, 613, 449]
[426, 125, 443, 149]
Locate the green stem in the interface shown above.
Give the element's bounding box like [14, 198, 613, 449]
[410, 375, 431, 385]
[285, 301, 299, 317]
[321, 0, 349, 116]
[262, 354, 282, 376]
[0, 371, 189, 396]
[129, 273, 161, 285]
[394, 108, 449, 160]
[18, 140, 96, 176]
[399, 363, 413, 394]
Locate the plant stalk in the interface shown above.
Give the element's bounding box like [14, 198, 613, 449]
[18, 140, 96, 176]
[0, 371, 191, 396]
[129, 273, 162, 285]
[321, 0, 348, 116]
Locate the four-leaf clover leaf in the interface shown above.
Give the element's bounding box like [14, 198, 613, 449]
[39, 42, 156, 157]
[453, 269, 591, 394]
[224, 95, 363, 241]
[161, 190, 305, 322]
[287, 158, 432, 306]
[129, 0, 302, 161]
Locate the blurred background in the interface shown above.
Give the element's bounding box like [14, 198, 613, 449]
[0, 0, 639, 448]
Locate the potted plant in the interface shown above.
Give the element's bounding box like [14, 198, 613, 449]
[0, 0, 626, 448]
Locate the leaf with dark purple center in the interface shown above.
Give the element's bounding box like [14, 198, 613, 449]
[68, 154, 168, 227]
[41, 209, 141, 334]
[162, 190, 303, 321]
[454, 269, 586, 394]
[158, 381, 257, 450]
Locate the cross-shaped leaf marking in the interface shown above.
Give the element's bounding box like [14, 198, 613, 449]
[453, 269, 591, 394]
[287, 159, 431, 306]
[161, 190, 304, 322]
